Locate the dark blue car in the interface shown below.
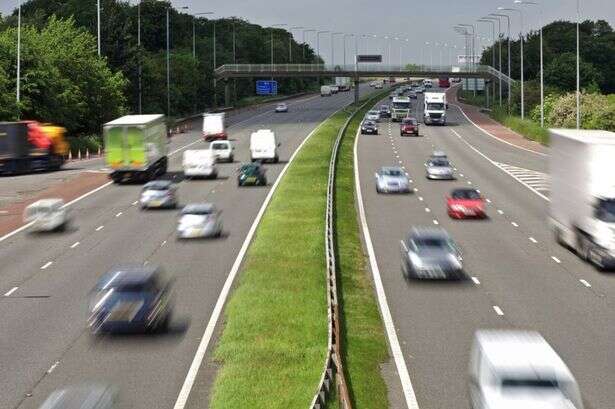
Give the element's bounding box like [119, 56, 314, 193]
[88, 264, 173, 334]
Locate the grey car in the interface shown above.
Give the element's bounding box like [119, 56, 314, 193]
[39, 384, 117, 409]
[375, 166, 411, 193]
[139, 180, 178, 209]
[177, 203, 223, 239]
[426, 157, 455, 180]
[365, 110, 381, 122]
[400, 228, 464, 279]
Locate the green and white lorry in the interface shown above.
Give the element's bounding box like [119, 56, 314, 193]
[104, 114, 168, 183]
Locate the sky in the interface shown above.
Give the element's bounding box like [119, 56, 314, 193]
[1, 0, 614, 66]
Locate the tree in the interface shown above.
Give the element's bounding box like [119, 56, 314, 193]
[544, 52, 601, 92]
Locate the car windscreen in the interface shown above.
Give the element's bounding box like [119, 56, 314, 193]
[402, 119, 417, 125]
[363, 121, 375, 127]
[501, 378, 559, 389]
[211, 143, 228, 150]
[413, 237, 454, 253]
[368, 111, 379, 115]
[241, 166, 259, 175]
[429, 159, 449, 167]
[143, 184, 170, 191]
[452, 190, 481, 200]
[427, 103, 445, 110]
[383, 169, 403, 177]
[393, 102, 411, 109]
[595, 199, 615, 222]
[182, 207, 213, 215]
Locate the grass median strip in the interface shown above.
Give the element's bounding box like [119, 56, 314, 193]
[210, 109, 352, 409]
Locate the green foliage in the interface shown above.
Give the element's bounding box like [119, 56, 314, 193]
[545, 92, 615, 131]
[544, 53, 602, 91]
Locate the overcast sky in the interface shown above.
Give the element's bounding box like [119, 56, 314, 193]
[1, 0, 613, 65]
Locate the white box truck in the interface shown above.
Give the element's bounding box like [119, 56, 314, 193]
[423, 92, 447, 125]
[550, 129, 615, 268]
[202, 113, 227, 141]
[391, 96, 411, 122]
[183, 149, 217, 179]
[250, 129, 279, 163]
[335, 77, 351, 91]
[320, 85, 332, 97]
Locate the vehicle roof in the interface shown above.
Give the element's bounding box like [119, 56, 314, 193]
[363, 120, 376, 126]
[474, 330, 574, 378]
[182, 203, 217, 214]
[431, 150, 447, 156]
[96, 263, 162, 289]
[550, 129, 615, 145]
[144, 180, 173, 189]
[379, 166, 404, 173]
[104, 114, 164, 126]
[252, 129, 275, 136]
[39, 384, 116, 409]
[27, 198, 65, 208]
[408, 227, 450, 240]
[451, 188, 479, 194]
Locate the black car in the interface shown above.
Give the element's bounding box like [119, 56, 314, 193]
[88, 264, 173, 334]
[238, 163, 267, 186]
[361, 120, 379, 135]
[379, 105, 392, 118]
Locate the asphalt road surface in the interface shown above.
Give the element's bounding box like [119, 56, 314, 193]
[0, 84, 378, 409]
[356, 88, 614, 409]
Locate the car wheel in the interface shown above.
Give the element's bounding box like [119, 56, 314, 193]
[229, 155, 234, 163]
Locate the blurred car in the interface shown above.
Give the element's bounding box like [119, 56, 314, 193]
[415, 86, 425, 94]
[447, 188, 486, 219]
[139, 180, 178, 209]
[177, 203, 223, 239]
[389, 92, 397, 100]
[469, 330, 584, 409]
[428, 150, 448, 163]
[361, 120, 379, 135]
[409, 90, 418, 99]
[400, 227, 463, 279]
[379, 105, 392, 118]
[365, 110, 381, 122]
[209, 140, 234, 163]
[39, 384, 117, 409]
[24, 198, 68, 232]
[426, 157, 454, 180]
[237, 163, 267, 186]
[275, 103, 288, 113]
[375, 166, 411, 193]
[88, 264, 173, 334]
[400, 117, 420, 136]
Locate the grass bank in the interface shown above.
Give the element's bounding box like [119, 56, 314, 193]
[334, 97, 390, 408]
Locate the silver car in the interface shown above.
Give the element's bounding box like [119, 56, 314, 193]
[177, 203, 223, 239]
[39, 384, 117, 409]
[426, 157, 455, 180]
[365, 110, 381, 122]
[375, 167, 411, 193]
[275, 103, 288, 113]
[400, 227, 464, 279]
[139, 180, 178, 209]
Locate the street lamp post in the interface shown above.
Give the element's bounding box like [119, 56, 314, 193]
[331, 32, 343, 67]
[499, 7, 524, 119]
[316, 30, 329, 64]
[289, 26, 304, 63]
[457, 24, 477, 96]
[484, 16, 503, 106]
[576, 0, 580, 129]
[343, 34, 354, 66]
[16, 0, 21, 110]
[97, 0, 101, 56]
[137, 0, 141, 114]
[478, 19, 496, 105]
[165, 5, 170, 116]
[303, 29, 316, 61]
[516, 0, 544, 126]
[490, 13, 511, 108]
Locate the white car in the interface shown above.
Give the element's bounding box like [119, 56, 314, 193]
[209, 140, 234, 163]
[275, 103, 288, 113]
[177, 203, 223, 239]
[24, 199, 68, 232]
[183, 150, 217, 178]
[365, 110, 381, 122]
[140, 181, 178, 209]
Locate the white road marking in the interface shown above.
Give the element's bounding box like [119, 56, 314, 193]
[493, 162, 550, 195]
[433, 219, 439, 225]
[529, 237, 538, 243]
[471, 277, 481, 285]
[459, 173, 464, 177]
[551, 256, 561, 264]
[353, 126, 421, 409]
[467, 181, 472, 185]
[486, 198, 492, 203]
[511, 222, 519, 227]
[418, 196, 424, 201]
[132, 201, 138, 206]
[425, 208, 431, 213]
[161, 240, 167, 247]
[115, 212, 123, 217]
[579, 279, 592, 288]
[70, 241, 80, 248]
[95, 225, 104, 231]
[497, 209, 504, 215]
[453, 167, 458, 171]
[493, 306, 505, 316]
[46, 361, 60, 374]
[4, 287, 18, 296]
[41, 261, 53, 270]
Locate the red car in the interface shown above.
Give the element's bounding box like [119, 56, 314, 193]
[447, 188, 486, 219]
[400, 117, 420, 136]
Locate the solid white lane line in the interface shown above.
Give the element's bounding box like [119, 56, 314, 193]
[551, 256, 561, 264]
[529, 237, 538, 243]
[41, 261, 53, 270]
[353, 126, 421, 409]
[173, 103, 346, 409]
[497, 209, 504, 215]
[493, 306, 504, 316]
[471, 277, 481, 285]
[579, 279, 592, 288]
[511, 222, 519, 227]
[70, 241, 80, 248]
[4, 287, 18, 296]
[95, 225, 104, 231]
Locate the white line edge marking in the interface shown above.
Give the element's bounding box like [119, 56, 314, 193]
[511, 222, 519, 227]
[173, 104, 345, 409]
[41, 261, 53, 270]
[579, 279, 591, 288]
[493, 306, 505, 316]
[95, 225, 104, 232]
[4, 287, 18, 296]
[529, 237, 538, 243]
[551, 256, 561, 263]
[471, 277, 480, 285]
[115, 212, 123, 217]
[354, 125, 420, 409]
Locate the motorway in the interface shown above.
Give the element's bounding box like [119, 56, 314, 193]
[0, 85, 377, 409]
[356, 88, 615, 409]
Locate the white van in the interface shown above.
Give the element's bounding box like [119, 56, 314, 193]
[209, 140, 234, 163]
[321, 85, 332, 97]
[469, 330, 583, 409]
[183, 150, 217, 178]
[202, 113, 227, 141]
[250, 130, 279, 163]
[24, 199, 68, 232]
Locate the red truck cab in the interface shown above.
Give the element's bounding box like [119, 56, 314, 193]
[438, 78, 450, 88]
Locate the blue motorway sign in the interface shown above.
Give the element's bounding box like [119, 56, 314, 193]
[256, 80, 278, 96]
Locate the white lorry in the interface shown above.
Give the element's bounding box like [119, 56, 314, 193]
[391, 96, 411, 122]
[183, 150, 217, 178]
[550, 129, 615, 269]
[335, 77, 351, 91]
[202, 113, 227, 141]
[250, 130, 279, 163]
[320, 85, 332, 97]
[423, 92, 447, 125]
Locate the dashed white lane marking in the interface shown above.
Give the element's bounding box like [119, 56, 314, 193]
[486, 199, 492, 203]
[70, 241, 80, 249]
[41, 261, 53, 270]
[4, 287, 18, 296]
[511, 222, 519, 227]
[46, 361, 60, 374]
[433, 220, 439, 225]
[551, 256, 562, 264]
[132, 201, 138, 206]
[497, 209, 504, 215]
[579, 279, 592, 288]
[529, 237, 538, 243]
[459, 173, 464, 177]
[161, 240, 167, 247]
[418, 196, 424, 201]
[471, 277, 481, 285]
[398, 160, 403, 165]
[96, 225, 104, 232]
[453, 167, 458, 171]
[493, 306, 505, 316]
[115, 212, 123, 217]
[425, 208, 431, 213]
[409, 179, 414, 183]
[467, 181, 472, 185]
[413, 188, 419, 192]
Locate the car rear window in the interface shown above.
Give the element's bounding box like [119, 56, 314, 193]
[211, 143, 227, 149]
[501, 378, 559, 389]
[452, 190, 481, 200]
